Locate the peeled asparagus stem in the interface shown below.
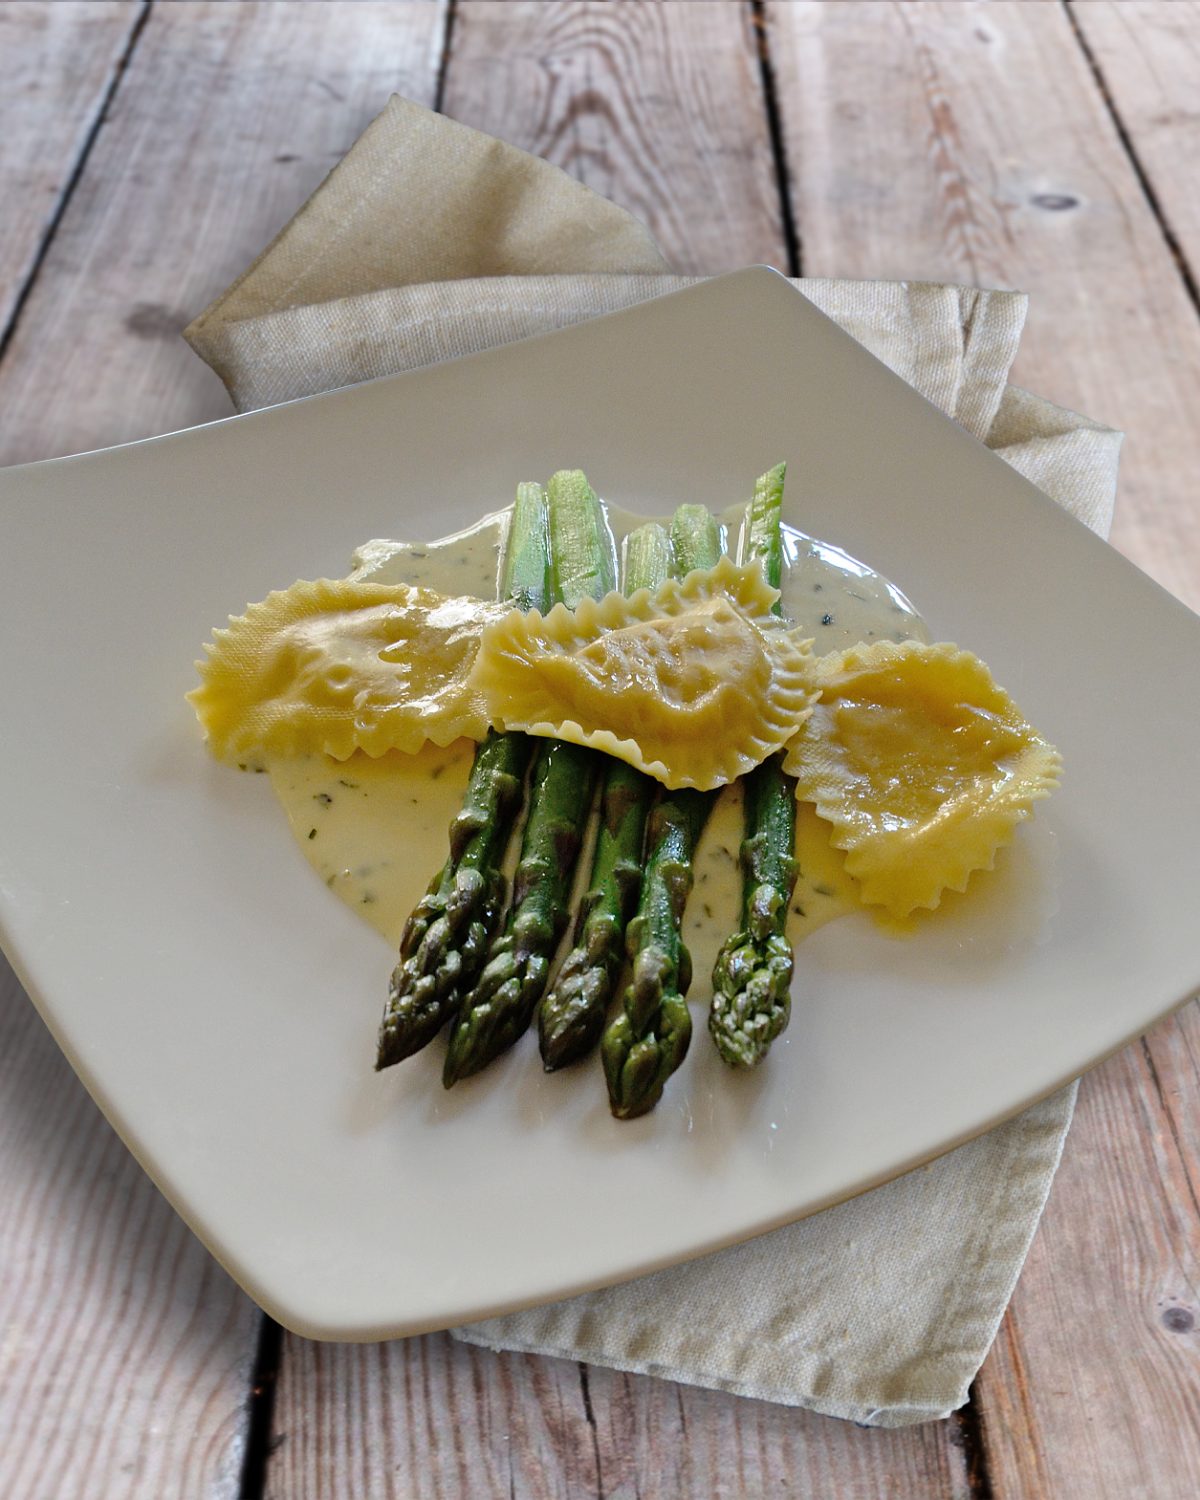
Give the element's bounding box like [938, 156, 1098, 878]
[376, 482, 549, 1070]
[442, 471, 616, 1085]
[599, 505, 723, 1118]
[709, 463, 800, 1068]
[537, 522, 673, 1071]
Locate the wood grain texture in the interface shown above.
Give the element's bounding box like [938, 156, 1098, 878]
[976, 1006, 1200, 1498]
[1072, 0, 1200, 276]
[0, 0, 446, 466]
[442, 0, 787, 272]
[768, 0, 1200, 609]
[0, 956, 260, 1500]
[267, 1332, 972, 1500]
[0, 0, 143, 339]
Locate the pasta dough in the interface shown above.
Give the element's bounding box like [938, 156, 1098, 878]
[473, 557, 816, 790]
[784, 641, 1061, 919]
[190, 577, 504, 765]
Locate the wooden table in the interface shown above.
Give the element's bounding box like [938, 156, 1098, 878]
[2, 3, 1198, 1495]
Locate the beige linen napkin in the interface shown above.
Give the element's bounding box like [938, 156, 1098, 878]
[186, 97, 1121, 1427]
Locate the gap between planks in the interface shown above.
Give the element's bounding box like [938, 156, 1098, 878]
[0, 0, 150, 361]
[240, 1318, 285, 1500]
[750, 0, 801, 276]
[1064, 0, 1200, 315]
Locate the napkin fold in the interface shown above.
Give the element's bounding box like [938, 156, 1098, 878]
[186, 95, 1121, 1427]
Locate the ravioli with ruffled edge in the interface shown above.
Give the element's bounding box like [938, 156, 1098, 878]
[189, 577, 506, 766]
[471, 556, 817, 791]
[783, 640, 1062, 920]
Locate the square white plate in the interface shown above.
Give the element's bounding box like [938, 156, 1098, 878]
[1, 269, 1197, 1340]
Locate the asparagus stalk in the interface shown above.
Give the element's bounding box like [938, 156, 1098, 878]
[375, 484, 548, 1070]
[601, 786, 714, 1118]
[537, 523, 672, 1071]
[623, 521, 673, 597]
[443, 471, 617, 1085]
[670, 503, 722, 576]
[505, 480, 554, 612]
[709, 463, 800, 1068]
[600, 506, 723, 1119]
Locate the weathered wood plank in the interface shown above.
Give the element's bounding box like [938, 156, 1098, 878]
[267, 1332, 972, 1500]
[263, 8, 967, 1496]
[1072, 0, 1200, 279]
[442, 0, 787, 272]
[976, 1008, 1200, 1498]
[0, 0, 446, 464]
[0, 5, 445, 1497]
[0, 0, 143, 339]
[769, 0, 1200, 610]
[0, 8, 265, 1493]
[767, 2, 1200, 1492]
[0, 956, 259, 1499]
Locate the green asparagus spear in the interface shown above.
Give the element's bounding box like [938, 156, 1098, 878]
[443, 471, 617, 1085]
[622, 520, 673, 596]
[741, 463, 786, 598]
[600, 507, 723, 1118]
[505, 480, 554, 611]
[670, 504, 722, 576]
[709, 463, 800, 1068]
[544, 467, 617, 610]
[375, 483, 549, 1070]
[537, 523, 672, 1071]
[601, 787, 713, 1119]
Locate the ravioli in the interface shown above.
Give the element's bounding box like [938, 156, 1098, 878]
[190, 578, 504, 765]
[473, 557, 816, 790]
[784, 641, 1061, 919]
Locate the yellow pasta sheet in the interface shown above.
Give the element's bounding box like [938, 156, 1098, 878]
[190, 578, 504, 765]
[784, 641, 1061, 919]
[474, 557, 816, 790]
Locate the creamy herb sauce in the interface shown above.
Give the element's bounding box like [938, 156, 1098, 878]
[267, 503, 931, 982]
